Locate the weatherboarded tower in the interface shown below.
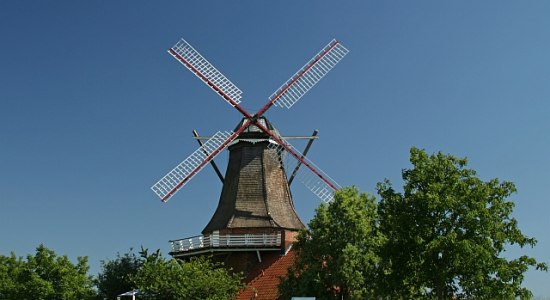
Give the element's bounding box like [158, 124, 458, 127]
[169, 118, 304, 277]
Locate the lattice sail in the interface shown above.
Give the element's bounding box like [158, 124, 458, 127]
[270, 39, 349, 109]
[151, 131, 232, 202]
[267, 142, 340, 202]
[169, 39, 243, 106]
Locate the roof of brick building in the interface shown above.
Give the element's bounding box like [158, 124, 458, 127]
[237, 249, 296, 300]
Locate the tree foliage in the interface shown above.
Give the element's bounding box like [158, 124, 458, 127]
[95, 248, 142, 300]
[280, 148, 546, 299]
[377, 147, 547, 299]
[279, 187, 383, 299]
[0, 244, 95, 300]
[132, 250, 244, 300]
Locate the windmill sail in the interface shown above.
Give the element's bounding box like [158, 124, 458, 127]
[169, 39, 243, 106]
[269, 39, 349, 109]
[267, 142, 340, 202]
[151, 131, 233, 202]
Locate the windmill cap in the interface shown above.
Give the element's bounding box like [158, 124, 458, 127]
[233, 116, 282, 140]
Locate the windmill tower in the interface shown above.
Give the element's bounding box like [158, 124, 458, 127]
[202, 117, 306, 234]
[151, 38, 348, 278]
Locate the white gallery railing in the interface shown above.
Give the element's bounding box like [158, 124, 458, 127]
[170, 231, 282, 253]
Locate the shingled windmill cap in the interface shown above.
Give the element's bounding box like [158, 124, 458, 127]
[227, 116, 283, 148]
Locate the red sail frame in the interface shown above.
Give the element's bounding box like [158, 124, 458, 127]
[153, 39, 347, 201]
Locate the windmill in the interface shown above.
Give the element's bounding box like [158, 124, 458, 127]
[150, 38, 348, 276]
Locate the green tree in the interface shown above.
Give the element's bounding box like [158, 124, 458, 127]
[377, 147, 547, 299]
[279, 187, 383, 300]
[132, 250, 244, 300]
[0, 253, 23, 298]
[0, 244, 95, 300]
[95, 248, 142, 300]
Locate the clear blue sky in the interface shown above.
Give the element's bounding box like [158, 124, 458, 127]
[1, 1, 549, 296]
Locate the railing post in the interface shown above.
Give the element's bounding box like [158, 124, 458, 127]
[280, 230, 286, 254]
[212, 230, 219, 247]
